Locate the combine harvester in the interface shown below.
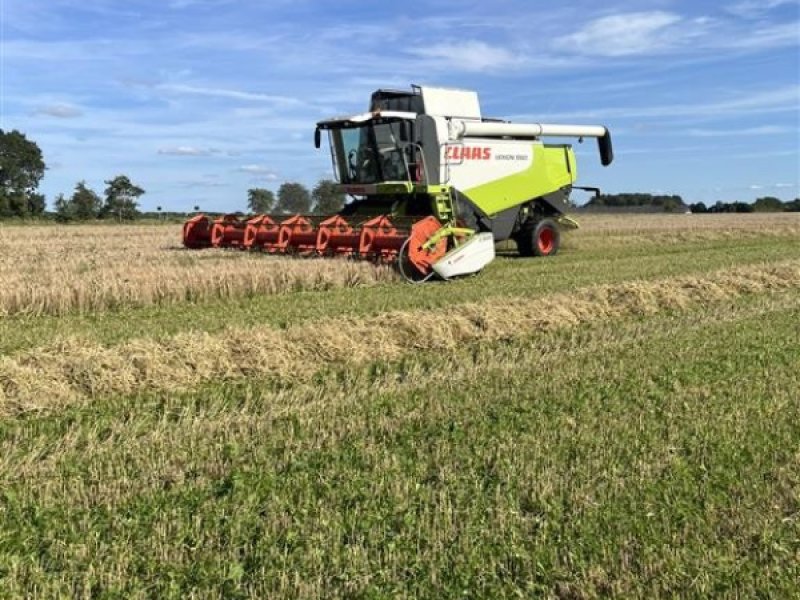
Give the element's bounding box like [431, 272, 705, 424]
[183, 85, 613, 281]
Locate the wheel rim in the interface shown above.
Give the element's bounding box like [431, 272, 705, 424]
[538, 227, 555, 254]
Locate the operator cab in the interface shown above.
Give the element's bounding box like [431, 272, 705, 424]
[314, 85, 486, 189]
[316, 111, 421, 186]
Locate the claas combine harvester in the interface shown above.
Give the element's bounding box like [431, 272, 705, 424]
[183, 85, 614, 281]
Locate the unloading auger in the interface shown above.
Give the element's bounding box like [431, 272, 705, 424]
[183, 85, 614, 281]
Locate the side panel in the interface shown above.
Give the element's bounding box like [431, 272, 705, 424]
[416, 114, 449, 186]
[445, 140, 534, 192]
[456, 143, 577, 216]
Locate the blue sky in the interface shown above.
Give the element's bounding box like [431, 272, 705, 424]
[1, 0, 798, 211]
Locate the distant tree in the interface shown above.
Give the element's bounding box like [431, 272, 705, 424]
[247, 188, 275, 213]
[312, 179, 346, 214]
[53, 193, 74, 222]
[752, 196, 784, 212]
[0, 129, 46, 218]
[102, 175, 144, 221]
[276, 182, 311, 214]
[70, 181, 103, 220]
[785, 198, 800, 212]
[689, 202, 708, 214]
[588, 193, 686, 212]
[709, 200, 753, 213]
[27, 193, 46, 216]
[660, 197, 684, 213]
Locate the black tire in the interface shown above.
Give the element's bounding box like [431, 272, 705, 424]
[516, 219, 561, 257]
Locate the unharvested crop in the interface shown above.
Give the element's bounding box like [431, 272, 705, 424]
[2, 214, 798, 317]
[0, 224, 394, 316]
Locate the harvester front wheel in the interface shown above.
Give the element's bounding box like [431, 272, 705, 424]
[517, 219, 561, 257]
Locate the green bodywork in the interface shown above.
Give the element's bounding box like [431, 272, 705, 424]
[461, 144, 577, 216]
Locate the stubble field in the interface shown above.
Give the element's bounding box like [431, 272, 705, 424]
[1, 213, 799, 598]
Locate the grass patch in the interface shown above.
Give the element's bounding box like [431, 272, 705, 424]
[1, 292, 798, 597]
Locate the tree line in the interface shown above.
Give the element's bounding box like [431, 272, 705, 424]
[586, 192, 800, 213]
[50, 179, 345, 222]
[587, 193, 687, 212]
[243, 180, 345, 215]
[688, 198, 800, 213]
[0, 128, 345, 221]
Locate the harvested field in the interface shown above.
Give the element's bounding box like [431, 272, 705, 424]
[1, 214, 799, 598]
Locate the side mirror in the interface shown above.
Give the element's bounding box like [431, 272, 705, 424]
[314, 127, 321, 149]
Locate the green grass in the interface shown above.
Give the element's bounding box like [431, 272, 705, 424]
[1, 292, 798, 598]
[1, 226, 798, 598]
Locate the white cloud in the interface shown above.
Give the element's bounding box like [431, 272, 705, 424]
[237, 165, 278, 179]
[157, 83, 305, 105]
[520, 85, 800, 121]
[35, 104, 83, 118]
[748, 182, 800, 190]
[556, 11, 688, 57]
[181, 180, 228, 188]
[724, 149, 800, 160]
[726, 0, 799, 18]
[716, 22, 800, 50]
[556, 9, 797, 58]
[687, 125, 793, 136]
[157, 146, 218, 156]
[410, 40, 524, 72]
[3, 38, 143, 62]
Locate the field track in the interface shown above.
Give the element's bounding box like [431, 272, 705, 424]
[1, 213, 798, 598]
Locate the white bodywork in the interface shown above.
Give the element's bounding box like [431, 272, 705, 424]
[443, 140, 535, 191]
[432, 232, 495, 279]
[418, 86, 481, 120]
